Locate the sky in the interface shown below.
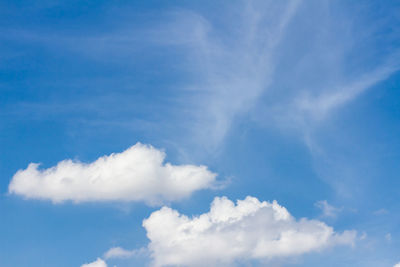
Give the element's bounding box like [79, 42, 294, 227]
[1, 0, 400, 266]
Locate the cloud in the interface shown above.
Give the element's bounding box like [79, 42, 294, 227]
[81, 258, 107, 267]
[160, 0, 399, 159]
[315, 200, 342, 218]
[0, 1, 304, 156]
[8, 143, 217, 204]
[104, 246, 146, 259]
[157, 0, 301, 151]
[359, 231, 367, 240]
[143, 196, 356, 267]
[373, 208, 389, 215]
[394, 263, 400, 267]
[294, 62, 399, 122]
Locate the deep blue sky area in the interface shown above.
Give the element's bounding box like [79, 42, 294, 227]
[1, 1, 400, 267]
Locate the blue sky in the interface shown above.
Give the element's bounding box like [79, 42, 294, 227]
[1, 0, 400, 266]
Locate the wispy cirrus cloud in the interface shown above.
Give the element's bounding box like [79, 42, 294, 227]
[161, 0, 301, 152]
[291, 60, 399, 125]
[315, 200, 343, 218]
[4, 0, 398, 156]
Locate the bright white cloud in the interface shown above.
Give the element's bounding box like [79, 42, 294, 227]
[81, 258, 107, 267]
[143, 196, 356, 267]
[393, 263, 400, 267]
[8, 143, 217, 204]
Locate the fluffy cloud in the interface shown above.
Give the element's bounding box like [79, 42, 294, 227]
[8, 143, 217, 204]
[104, 247, 135, 259]
[143, 196, 356, 267]
[81, 258, 107, 267]
[394, 263, 400, 267]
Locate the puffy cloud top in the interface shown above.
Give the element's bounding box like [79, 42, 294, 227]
[8, 143, 217, 204]
[143, 196, 356, 267]
[81, 258, 107, 267]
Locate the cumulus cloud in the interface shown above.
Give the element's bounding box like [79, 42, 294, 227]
[394, 263, 400, 267]
[81, 258, 107, 267]
[143, 196, 356, 267]
[8, 143, 217, 204]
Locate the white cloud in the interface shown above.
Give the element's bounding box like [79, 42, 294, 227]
[159, 1, 301, 152]
[315, 200, 342, 218]
[294, 63, 399, 122]
[81, 258, 107, 267]
[8, 143, 217, 204]
[143, 196, 356, 267]
[104, 246, 146, 259]
[393, 263, 400, 267]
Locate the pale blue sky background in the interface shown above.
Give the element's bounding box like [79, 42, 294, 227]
[1, 0, 400, 266]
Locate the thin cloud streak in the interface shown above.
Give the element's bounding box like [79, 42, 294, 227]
[295, 62, 400, 122]
[159, 0, 302, 152]
[104, 247, 147, 260]
[315, 200, 342, 218]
